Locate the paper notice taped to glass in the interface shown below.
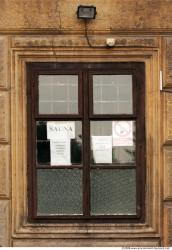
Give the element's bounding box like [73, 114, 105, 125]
[112, 121, 133, 146]
[92, 136, 112, 164]
[47, 121, 75, 139]
[50, 138, 71, 165]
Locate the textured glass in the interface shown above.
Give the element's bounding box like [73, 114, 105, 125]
[93, 75, 133, 114]
[37, 169, 82, 215]
[91, 169, 136, 215]
[90, 121, 135, 164]
[39, 75, 78, 114]
[37, 121, 82, 165]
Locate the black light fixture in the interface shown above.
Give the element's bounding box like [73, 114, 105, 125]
[77, 5, 97, 20]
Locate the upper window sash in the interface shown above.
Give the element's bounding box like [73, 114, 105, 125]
[33, 70, 83, 118]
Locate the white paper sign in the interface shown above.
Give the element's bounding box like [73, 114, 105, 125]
[92, 136, 112, 164]
[112, 121, 133, 146]
[47, 121, 75, 139]
[50, 138, 71, 165]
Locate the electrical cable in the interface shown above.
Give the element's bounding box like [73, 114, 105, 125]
[84, 20, 108, 49]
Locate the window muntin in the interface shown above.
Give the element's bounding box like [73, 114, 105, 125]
[27, 62, 145, 222]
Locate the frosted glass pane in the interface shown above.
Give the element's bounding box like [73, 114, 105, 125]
[39, 75, 78, 114]
[91, 169, 136, 215]
[93, 75, 133, 114]
[39, 102, 51, 114]
[37, 169, 82, 215]
[52, 102, 68, 114]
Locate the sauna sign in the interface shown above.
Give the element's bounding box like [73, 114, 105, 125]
[112, 121, 133, 146]
[47, 121, 74, 165]
[47, 121, 75, 139]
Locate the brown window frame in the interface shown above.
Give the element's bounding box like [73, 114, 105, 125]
[27, 62, 145, 223]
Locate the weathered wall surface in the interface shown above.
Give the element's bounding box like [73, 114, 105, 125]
[0, 0, 172, 32]
[0, 36, 10, 247]
[0, 0, 172, 247]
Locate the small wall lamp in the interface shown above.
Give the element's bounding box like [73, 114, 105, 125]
[77, 5, 97, 20]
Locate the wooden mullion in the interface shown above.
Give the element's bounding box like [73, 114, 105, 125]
[135, 63, 146, 220]
[37, 165, 83, 169]
[89, 115, 136, 120]
[35, 214, 139, 220]
[27, 65, 38, 221]
[35, 115, 83, 120]
[27, 64, 34, 221]
[83, 68, 90, 217]
[90, 165, 136, 170]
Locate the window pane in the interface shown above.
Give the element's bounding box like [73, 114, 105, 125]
[39, 75, 78, 114]
[37, 121, 82, 165]
[37, 141, 50, 164]
[90, 121, 135, 165]
[91, 169, 136, 215]
[37, 169, 82, 215]
[93, 75, 133, 114]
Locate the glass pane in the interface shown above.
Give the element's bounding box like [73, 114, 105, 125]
[37, 169, 82, 215]
[93, 75, 133, 114]
[37, 121, 82, 165]
[90, 121, 135, 164]
[91, 169, 136, 215]
[39, 75, 78, 114]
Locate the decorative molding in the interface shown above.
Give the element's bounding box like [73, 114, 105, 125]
[12, 238, 160, 247]
[0, 201, 10, 247]
[163, 93, 172, 142]
[163, 147, 172, 200]
[11, 45, 161, 243]
[162, 37, 172, 87]
[0, 145, 10, 197]
[1, 28, 172, 36]
[11, 35, 159, 48]
[164, 205, 172, 246]
[0, 92, 10, 143]
[0, 37, 9, 89]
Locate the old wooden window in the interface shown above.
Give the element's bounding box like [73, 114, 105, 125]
[27, 62, 145, 223]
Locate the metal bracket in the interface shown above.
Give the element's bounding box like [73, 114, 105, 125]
[160, 70, 163, 91]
